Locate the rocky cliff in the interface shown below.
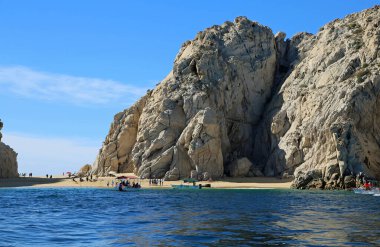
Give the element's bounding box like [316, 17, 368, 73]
[254, 6, 380, 189]
[0, 120, 18, 178]
[93, 6, 380, 188]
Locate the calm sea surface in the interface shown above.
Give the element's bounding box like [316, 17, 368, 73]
[0, 187, 379, 246]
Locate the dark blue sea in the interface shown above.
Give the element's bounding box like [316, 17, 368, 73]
[0, 188, 379, 246]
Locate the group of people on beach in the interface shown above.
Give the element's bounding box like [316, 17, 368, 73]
[72, 175, 95, 182]
[19, 173, 32, 177]
[149, 178, 164, 186]
[106, 179, 141, 191]
[120, 180, 141, 190]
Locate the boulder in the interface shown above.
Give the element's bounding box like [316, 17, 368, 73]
[164, 167, 180, 181]
[78, 164, 92, 177]
[229, 157, 252, 177]
[291, 169, 322, 189]
[344, 175, 356, 189]
[307, 179, 326, 189]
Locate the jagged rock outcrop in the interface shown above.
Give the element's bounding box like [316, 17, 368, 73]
[253, 6, 380, 189]
[0, 120, 18, 178]
[93, 6, 380, 188]
[78, 164, 92, 177]
[92, 96, 147, 175]
[93, 16, 277, 179]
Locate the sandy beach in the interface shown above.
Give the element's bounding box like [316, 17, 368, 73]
[0, 174, 292, 189]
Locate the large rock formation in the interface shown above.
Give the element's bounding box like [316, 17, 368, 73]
[93, 17, 277, 180]
[93, 6, 380, 188]
[78, 164, 92, 177]
[0, 120, 18, 178]
[253, 6, 380, 189]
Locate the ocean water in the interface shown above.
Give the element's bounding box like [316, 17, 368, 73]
[0, 188, 379, 246]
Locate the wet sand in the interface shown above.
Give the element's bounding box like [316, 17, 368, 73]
[0, 174, 292, 189]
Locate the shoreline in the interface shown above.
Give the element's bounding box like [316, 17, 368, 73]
[0, 176, 293, 189]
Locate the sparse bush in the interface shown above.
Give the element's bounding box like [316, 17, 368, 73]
[352, 39, 363, 50]
[352, 28, 363, 35]
[356, 69, 370, 78]
[348, 22, 359, 29]
[356, 69, 370, 82]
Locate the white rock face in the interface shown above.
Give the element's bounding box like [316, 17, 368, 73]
[93, 17, 277, 179]
[92, 96, 147, 175]
[253, 6, 380, 188]
[0, 120, 18, 178]
[93, 6, 380, 188]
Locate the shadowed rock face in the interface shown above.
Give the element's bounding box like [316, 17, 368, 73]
[253, 6, 380, 189]
[93, 6, 380, 188]
[0, 120, 18, 178]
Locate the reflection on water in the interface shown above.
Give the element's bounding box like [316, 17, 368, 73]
[0, 188, 379, 246]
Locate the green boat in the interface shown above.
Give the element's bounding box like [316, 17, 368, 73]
[171, 178, 202, 189]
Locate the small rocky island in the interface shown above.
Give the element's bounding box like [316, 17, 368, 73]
[0, 120, 18, 178]
[92, 6, 380, 189]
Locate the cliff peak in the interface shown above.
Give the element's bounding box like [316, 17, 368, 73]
[92, 5, 380, 189]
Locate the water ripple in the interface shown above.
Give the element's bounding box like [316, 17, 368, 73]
[1, 188, 380, 246]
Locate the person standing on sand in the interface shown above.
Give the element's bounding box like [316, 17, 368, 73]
[107, 181, 109, 187]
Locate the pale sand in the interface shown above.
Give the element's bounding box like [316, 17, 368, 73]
[0, 173, 292, 189]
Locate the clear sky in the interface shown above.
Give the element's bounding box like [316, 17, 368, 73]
[1, 0, 378, 175]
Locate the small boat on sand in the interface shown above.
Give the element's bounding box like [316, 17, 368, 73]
[172, 178, 205, 189]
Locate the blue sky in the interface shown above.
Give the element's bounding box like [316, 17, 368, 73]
[0, 0, 378, 175]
